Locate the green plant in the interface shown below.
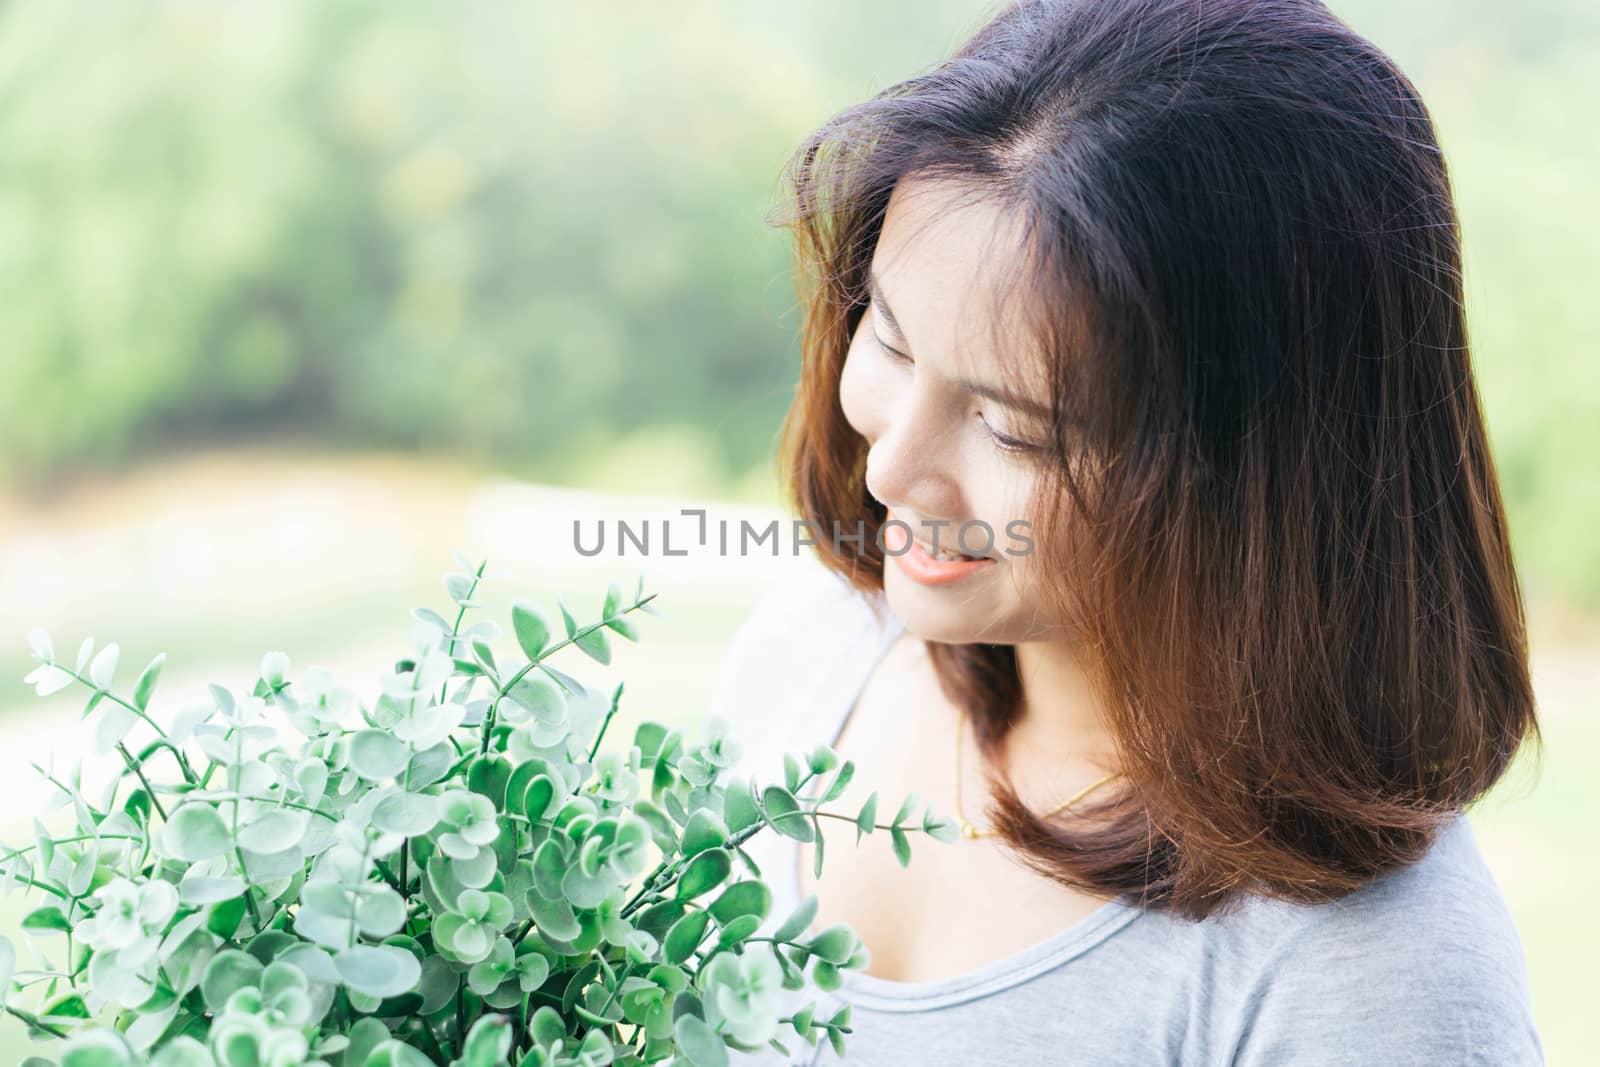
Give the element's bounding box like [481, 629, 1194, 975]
[2, 552, 960, 1066]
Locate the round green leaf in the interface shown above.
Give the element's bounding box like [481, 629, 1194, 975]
[893, 790, 922, 828]
[680, 809, 729, 858]
[529, 1005, 566, 1047]
[854, 793, 878, 838]
[88, 642, 119, 691]
[355, 886, 407, 939]
[336, 944, 421, 999]
[522, 775, 556, 823]
[527, 892, 580, 942]
[506, 674, 567, 723]
[721, 777, 761, 834]
[92, 705, 138, 755]
[503, 760, 541, 813]
[26, 664, 74, 697]
[161, 803, 231, 862]
[178, 869, 246, 906]
[716, 915, 763, 950]
[27, 998, 96, 1035]
[260, 651, 290, 688]
[460, 1016, 513, 1067]
[349, 730, 410, 781]
[160, 925, 217, 998]
[673, 1012, 729, 1067]
[891, 826, 912, 868]
[201, 949, 264, 1013]
[146, 1035, 211, 1067]
[364, 1039, 436, 1067]
[405, 743, 454, 789]
[60, 1029, 136, 1067]
[342, 1018, 391, 1067]
[634, 900, 686, 944]
[467, 756, 513, 809]
[371, 790, 440, 837]
[674, 848, 732, 901]
[662, 909, 710, 965]
[237, 808, 309, 854]
[21, 905, 71, 934]
[771, 895, 819, 944]
[511, 599, 551, 660]
[417, 957, 459, 1015]
[577, 834, 604, 879]
[132, 653, 166, 712]
[562, 862, 613, 910]
[761, 786, 812, 842]
[708, 880, 770, 925]
[206, 896, 247, 940]
[574, 625, 611, 665]
[805, 924, 856, 965]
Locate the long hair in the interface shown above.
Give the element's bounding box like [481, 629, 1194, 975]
[768, 0, 1542, 921]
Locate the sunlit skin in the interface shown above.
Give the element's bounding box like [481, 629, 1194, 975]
[800, 177, 1133, 984]
[838, 174, 1120, 783]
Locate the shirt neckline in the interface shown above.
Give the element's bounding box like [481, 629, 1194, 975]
[785, 588, 1143, 1013]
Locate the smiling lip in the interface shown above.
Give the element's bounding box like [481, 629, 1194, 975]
[884, 510, 998, 586]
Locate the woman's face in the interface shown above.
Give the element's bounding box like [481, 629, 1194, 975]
[840, 176, 1062, 645]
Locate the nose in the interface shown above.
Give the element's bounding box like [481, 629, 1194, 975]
[862, 389, 967, 526]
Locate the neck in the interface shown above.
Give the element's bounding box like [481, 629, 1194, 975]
[1007, 639, 1121, 780]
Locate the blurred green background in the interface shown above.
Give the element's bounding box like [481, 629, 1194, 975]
[0, 0, 1593, 1063]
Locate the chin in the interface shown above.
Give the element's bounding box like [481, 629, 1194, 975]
[882, 571, 1019, 645]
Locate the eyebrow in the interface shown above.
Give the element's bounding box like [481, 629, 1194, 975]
[867, 268, 1054, 422]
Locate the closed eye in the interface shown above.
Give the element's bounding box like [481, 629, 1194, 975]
[872, 329, 1038, 456]
[872, 331, 912, 364]
[979, 415, 1037, 455]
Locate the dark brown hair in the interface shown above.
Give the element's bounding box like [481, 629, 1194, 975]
[768, 0, 1542, 920]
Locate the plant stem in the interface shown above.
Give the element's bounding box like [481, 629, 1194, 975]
[115, 742, 168, 819]
[2, 833, 147, 901]
[202, 793, 337, 822]
[31, 766, 108, 824]
[481, 594, 658, 757]
[441, 560, 488, 707]
[620, 769, 828, 920]
[455, 984, 466, 1057]
[228, 730, 264, 933]
[617, 859, 675, 920]
[512, 991, 527, 1052]
[811, 811, 900, 830]
[60, 666, 197, 783]
[373, 858, 406, 896]
[4, 1005, 69, 1038]
[587, 683, 624, 763]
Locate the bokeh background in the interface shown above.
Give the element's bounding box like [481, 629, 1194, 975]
[1, 0, 1593, 1062]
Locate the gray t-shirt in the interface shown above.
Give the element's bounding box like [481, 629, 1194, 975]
[707, 568, 1543, 1066]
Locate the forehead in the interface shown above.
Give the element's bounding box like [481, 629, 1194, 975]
[876, 176, 1028, 297]
[873, 176, 1047, 388]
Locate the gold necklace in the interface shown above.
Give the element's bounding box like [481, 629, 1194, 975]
[954, 708, 1121, 840]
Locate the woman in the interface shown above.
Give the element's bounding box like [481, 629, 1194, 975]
[711, 0, 1544, 1063]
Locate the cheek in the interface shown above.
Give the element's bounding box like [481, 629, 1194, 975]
[972, 473, 1036, 558]
[838, 324, 885, 439]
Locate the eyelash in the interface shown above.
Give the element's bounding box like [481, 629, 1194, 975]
[870, 330, 1036, 456]
[980, 417, 1034, 455]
